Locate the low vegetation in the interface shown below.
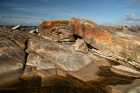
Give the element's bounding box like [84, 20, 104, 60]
[59, 21, 69, 25]
[127, 57, 133, 61]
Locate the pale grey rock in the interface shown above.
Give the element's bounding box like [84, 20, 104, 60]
[12, 25, 20, 30]
[26, 39, 91, 71]
[21, 53, 56, 80]
[127, 86, 140, 93]
[110, 65, 140, 77]
[75, 38, 88, 54]
[0, 37, 25, 87]
[106, 79, 140, 93]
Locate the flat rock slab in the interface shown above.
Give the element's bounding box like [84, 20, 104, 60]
[26, 39, 91, 72]
[106, 79, 140, 93]
[0, 37, 25, 87]
[110, 65, 140, 77]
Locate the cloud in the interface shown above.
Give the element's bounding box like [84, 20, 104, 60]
[25, 22, 29, 24]
[123, 13, 140, 22]
[121, 13, 140, 26]
[0, 16, 2, 18]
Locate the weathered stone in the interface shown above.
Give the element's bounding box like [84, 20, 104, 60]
[0, 37, 25, 87]
[21, 53, 56, 80]
[23, 38, 103, 88]
[13, 39, 26, 50]
[105, 79, 140, 93]
[51, 23, 69, 30]
[26, 39, 91, 71]
[59, 34, 69, 40]
[12, 25, 20, 30]
[69, 17, 140, 62]
[110, 65, 140, 77]
[38, 20, 69, 36]
[75, 38, 88, 54]
[127, 86, 140, 93]
[24, 38, 116, 83]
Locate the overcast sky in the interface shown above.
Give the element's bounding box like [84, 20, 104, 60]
[0, 0, 140, 26]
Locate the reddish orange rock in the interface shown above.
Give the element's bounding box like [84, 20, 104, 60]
[70, 18, 113, 44]
[70, 17, 76, 22]
[38, 17, 140, 62]
[38, 20, 69, 36]
[69, 17, 140, 62]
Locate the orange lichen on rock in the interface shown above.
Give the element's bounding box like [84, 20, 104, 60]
[11, 37, 14, 40]
[70, 18, 113, 43]
[70, 17, 76, 22]
[0, 32, 4, 36]
[38, 20, 69, 36]
[41, 20, 69, 29]
[18, 44, 26, 50]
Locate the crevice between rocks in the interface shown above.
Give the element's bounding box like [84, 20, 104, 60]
[23, 39, 29, 70]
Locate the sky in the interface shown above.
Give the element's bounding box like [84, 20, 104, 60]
[0, 0, 140, 26]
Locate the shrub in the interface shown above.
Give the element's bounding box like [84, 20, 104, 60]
[127, 57, 132, 61]
[116, 27, 123, 30]
[59, 21, 69, 25]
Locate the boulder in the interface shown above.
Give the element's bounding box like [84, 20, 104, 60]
[75, 38, 88, 54]
[0, 37, 25, 87]
[69, 17, 140, 62]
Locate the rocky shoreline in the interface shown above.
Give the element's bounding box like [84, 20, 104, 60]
[0, 17, 140, 93]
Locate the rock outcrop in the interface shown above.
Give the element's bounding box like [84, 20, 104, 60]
[0, 17, 140, 93]
[38, 17, 140, 63]
[0, 37, 25, 87]
[38, 20, 69, 37]
[69, 17, 140, 62]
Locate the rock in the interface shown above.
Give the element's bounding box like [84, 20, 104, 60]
[127, 86, 140, 93]
[26, 39, 91, 71]
[38, 21, 74, 42]
[25, 39, 103, 82]
[29, 29, 36, 34]
[13, 39, 26, 50]
[110, 65, 140, 77]
[59, 34, 69, 40]
[51, 23, 69, 30]
[58, 29, 75, 41]
[69, 17, 140, 62]
[38, 20, 69, 36]
[58, 29, 72, 35]
[38, 18, 140, 62]
[21, 53, 56, 79]
[29, 29, 38, 34]
[22, 38, 105, 89]
[0, 37, 25, 87]
[105, 79, 140, 93]
[12, 25, 20, 30]
[75, 38, 88, 53]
